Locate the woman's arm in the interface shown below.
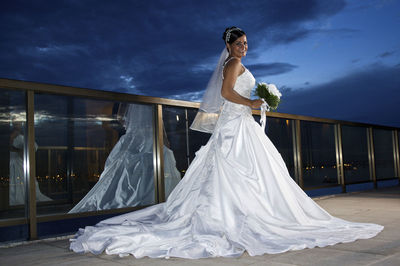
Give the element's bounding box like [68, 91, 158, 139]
[221, 58, 263, 109]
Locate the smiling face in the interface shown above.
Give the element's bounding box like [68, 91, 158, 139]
[227, 35, 248, 58]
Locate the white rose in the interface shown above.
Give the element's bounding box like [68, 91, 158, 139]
[267, 83, 281, 98]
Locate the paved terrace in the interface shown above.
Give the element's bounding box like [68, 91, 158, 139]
[1, 186, 399, 266]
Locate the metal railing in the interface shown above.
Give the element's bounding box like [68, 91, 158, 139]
[0, 78, 399, 241]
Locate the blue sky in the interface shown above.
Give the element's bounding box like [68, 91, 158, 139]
[1, 0, 399, 127]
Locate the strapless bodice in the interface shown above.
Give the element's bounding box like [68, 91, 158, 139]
[219, 67, 256, 120]
[231, 67, 255, 99]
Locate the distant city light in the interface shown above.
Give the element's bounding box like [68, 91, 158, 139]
[3, 109, 116, 124]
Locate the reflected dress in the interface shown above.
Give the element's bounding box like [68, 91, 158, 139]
[70, 64, 383, 259]
[9, 134, 52, 205]
[68, 104, 181, 213]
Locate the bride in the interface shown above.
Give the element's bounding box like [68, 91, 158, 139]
[70, 27, 383, 259]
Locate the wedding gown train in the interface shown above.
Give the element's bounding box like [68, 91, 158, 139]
[70, 65, 383, 258]
[69, 104, 181, 213]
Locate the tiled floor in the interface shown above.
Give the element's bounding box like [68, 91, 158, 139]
[1, 186, 399, 266]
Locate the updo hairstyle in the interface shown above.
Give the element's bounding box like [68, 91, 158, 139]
[222, 26, 246, 44]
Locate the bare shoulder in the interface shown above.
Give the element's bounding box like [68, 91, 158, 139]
[224, 57, 242, 76]
[224, 57, 241, 68]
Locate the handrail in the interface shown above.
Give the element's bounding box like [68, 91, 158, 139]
[1, 78, 398, 130]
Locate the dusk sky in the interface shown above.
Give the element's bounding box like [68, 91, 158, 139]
[1, 0, 400, 127]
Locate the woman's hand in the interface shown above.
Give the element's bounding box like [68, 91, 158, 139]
[250, 99, 263, 109]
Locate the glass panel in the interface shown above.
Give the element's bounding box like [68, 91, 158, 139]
[266, 118, 295, 179]
[35, 94, 71, 215]
[186, 108, 211, 162]
[261, 116, 295, 179]
[373, 128, 395, 179]
[34, 94, 156, 215]
[162, 106, 186, 198]
[0, 89, 26, 219]
[341, 125, 370, 183]
[301, 121, 338, 188]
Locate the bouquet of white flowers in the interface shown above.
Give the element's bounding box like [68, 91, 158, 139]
[254, 82, 281, 111]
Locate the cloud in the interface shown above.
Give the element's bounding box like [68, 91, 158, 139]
[278, 63, 400, 127]
[344, 1, 391, 12]
[247, 63, 298, 77]
[0, 0, 347, 97]
[378, 51, 396, 58]
[169, 91, 204, 102]
[266, 27, 358, 45]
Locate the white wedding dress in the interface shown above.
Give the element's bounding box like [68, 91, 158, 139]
[68, 104, 181, 213]
[70, 65, 383, 259]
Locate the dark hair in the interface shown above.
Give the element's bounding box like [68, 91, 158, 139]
[222, 26, 246, 44]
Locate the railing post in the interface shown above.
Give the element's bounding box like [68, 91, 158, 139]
[334, 124, 346, 193]
[392, 130, 400, 182]
[185, 109, 190, 167]
[26, 90, 37, 240]
[66, 97, 74, 205]
[293, 120, 303, 188]
[153, 104, 165, 203]
[367, 127, 377, 188]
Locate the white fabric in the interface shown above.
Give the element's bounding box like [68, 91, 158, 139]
[260, 99, 269, 131]
[70, 67, 383, 259]
[9, 134, 51, 205]
[190, 49, 229, 133]
[69, 104, 181, 213]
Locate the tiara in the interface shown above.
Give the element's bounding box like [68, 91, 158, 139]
[225, 27, 242, 43]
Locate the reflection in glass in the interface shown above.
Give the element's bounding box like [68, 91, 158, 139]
[0, 90, 52, 220]
[34, 94, 163, 215]
[0, 90, 25, 219]
[341, 125, 370, 183]
[263, 117, 295, 179]
[301, 121, 338, 188]
[36, 146, 67, 201]
[373, 128, 395, 179]
[68, 103, 181, 212]
[163, 106, 188, 176]
[34, 94, 69, 212]
[187, 108, 211, 163]
[163, 146, 182, 198]
[10, 122, 52, 205]
[69, 103, 172, 212]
